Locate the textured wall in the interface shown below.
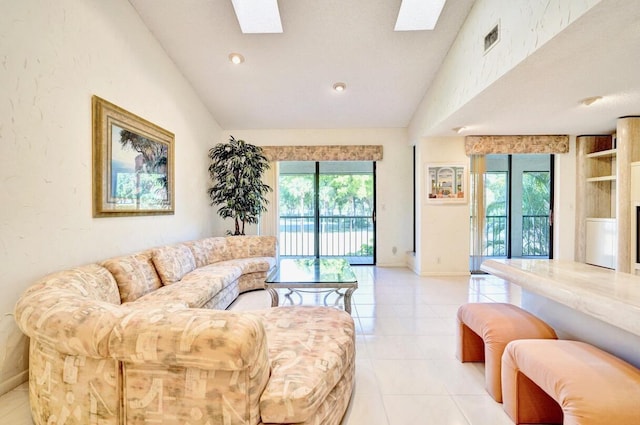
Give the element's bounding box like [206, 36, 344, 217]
[409, 0, 601, 139]
[0, 0, 222, 395]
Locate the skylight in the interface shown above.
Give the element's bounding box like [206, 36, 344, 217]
[394, 0, 447, 31]
[231, 0, 283, 34]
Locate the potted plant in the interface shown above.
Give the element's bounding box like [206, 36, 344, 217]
[207, 136, 272, 235]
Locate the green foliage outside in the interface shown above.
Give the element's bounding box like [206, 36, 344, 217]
[481, 171, 550, 256]
[484, 172, 507, 256]
[521, 171, 551, 255]
[279, 170, 374, 257]
[279, 175, 314, 215]
[279, 173, 373, 217]
[522, 172, 550, 215]
[348, 242, 374, 256]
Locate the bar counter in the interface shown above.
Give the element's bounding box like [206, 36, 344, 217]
[480, 259, 640, 337]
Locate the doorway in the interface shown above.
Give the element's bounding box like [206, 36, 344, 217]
[471, 154, 553, 272]
[277, 161, 376, 265]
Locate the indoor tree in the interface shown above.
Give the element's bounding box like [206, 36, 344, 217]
[207, 136, 272, 235]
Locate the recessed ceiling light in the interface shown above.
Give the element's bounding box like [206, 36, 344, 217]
[333, 82, 346, 92]
[395, 0, 446, 31]
[229, 53, 245, 65]
[231, 0, 283, 33]
[580, 96, 603, 106]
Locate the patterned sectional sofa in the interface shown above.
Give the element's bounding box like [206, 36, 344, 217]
[14, 235, 356, 425]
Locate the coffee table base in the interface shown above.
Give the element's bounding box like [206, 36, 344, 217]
[268, 287, 355, 314]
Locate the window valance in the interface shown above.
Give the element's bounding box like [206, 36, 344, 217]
[261, 145, 383, 161]
[464, 135, 569, 155]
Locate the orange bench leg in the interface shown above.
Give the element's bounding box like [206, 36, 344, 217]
[456, 321, 485, 362]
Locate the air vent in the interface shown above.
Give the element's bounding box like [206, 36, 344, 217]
[484, 23, 500, 53]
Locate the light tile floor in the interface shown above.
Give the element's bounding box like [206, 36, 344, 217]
[0, 266, 520, 425]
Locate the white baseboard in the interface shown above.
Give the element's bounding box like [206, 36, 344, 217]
[419, 271, 471, 277]
[374, 263, 408, 268]
[0, 370, 28, 398]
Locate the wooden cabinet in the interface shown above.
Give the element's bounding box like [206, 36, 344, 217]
[576, 117, 640, 272]
[585, 218, 616, 269]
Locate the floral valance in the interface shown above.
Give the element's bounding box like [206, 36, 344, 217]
[261, 145, 383, 161]
[464, 135, 569, 155]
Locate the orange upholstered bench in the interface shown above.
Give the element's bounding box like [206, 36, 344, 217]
[502, 339, 640, 425]
[456, 303, 557, 402]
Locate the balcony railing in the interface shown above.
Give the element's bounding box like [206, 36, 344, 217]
[480, 214, 550, 257]
[522, 214, 550, 256]
[484, 215, 507, 257]
[279, 215, 374, 261]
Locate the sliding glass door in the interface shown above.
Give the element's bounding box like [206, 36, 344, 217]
[278, 161, 375, 265]
[470, 154, 553, 272]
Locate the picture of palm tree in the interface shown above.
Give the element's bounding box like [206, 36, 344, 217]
[110, 124, 169, 207]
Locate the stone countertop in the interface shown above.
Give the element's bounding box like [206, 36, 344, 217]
[480, 259, 640, 337]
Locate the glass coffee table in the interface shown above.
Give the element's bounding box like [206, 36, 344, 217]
[265, 258, 358, 313]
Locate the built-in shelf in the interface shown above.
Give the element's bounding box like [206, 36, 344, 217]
[586, 148, 617, 159]
[576, 134, 617, 268]
[586, 175, 616, 182]
[576, 120, 640, 272]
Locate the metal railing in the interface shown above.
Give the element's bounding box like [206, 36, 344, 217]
[522, 215, 550, 256]
[279, 215, 374, 259]
[484, 215, 507, 256]
[480, 214, 549, 257]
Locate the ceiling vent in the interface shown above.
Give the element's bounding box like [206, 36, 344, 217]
[484, 22, 500, 53]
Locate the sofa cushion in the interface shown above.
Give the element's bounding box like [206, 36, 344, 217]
[201, 281, 240, 310]
[101, 251, 162, 302]
[226, 235, 278, 258]
[135, 265, 241, 308]
[185, 237, 231, 268]
[215, 257, 276, 274]
[151, 244, 196, 285]
[21, 264, 122, 305]
[255, 306, 355, 423]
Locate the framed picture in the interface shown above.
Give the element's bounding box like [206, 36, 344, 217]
[92, 95, 175, 217]
[426, 163, 467, 204]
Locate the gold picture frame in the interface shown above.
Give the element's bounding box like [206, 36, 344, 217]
[426, 163, 467, 204]
[92, 95, 175, 217]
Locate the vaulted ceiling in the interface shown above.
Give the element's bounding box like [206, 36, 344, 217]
[129, 0, 640, 137]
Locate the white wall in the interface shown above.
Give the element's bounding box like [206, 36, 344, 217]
[226, 129, 413, 267]
[414, 137, 470, 275]
[0, 0, 223, 395]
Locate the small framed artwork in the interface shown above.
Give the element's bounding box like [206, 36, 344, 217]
[426, 163, 467, 204]
[92, 95, 175, 217]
